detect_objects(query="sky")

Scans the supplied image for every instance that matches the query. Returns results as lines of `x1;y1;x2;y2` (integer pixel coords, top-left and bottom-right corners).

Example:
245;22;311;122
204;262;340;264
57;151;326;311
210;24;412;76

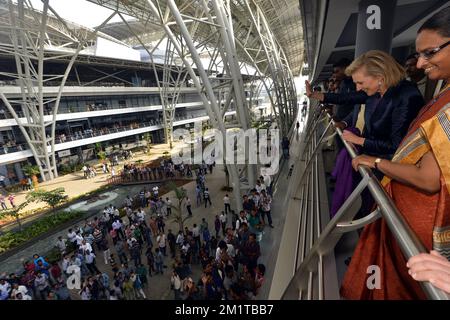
28;0;131;28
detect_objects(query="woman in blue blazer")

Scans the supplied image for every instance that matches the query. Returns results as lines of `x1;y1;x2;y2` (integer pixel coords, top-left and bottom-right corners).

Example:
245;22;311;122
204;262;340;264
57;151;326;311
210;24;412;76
306;50;424;160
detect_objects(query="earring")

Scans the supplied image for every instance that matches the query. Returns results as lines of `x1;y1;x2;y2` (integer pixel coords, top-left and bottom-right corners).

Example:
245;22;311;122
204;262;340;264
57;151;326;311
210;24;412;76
377;81;382;92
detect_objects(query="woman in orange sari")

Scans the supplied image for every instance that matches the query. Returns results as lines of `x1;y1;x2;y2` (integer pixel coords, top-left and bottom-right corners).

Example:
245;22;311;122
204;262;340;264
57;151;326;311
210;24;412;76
340;7;450;299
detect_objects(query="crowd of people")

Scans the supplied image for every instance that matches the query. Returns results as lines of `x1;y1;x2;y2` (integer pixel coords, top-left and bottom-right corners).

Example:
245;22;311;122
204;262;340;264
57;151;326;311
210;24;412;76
306;7;450;298
118;158;194;183
0;161;275;300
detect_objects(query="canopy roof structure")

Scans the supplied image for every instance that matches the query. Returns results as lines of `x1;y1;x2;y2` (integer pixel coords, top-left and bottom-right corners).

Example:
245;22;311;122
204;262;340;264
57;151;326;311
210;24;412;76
90;0;304;76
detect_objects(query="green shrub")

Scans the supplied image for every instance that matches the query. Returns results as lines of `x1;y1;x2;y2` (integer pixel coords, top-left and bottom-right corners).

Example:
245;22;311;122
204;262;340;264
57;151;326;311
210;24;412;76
59;164;72;175
72;164;84;172
0;210;85;254
4;184;21;193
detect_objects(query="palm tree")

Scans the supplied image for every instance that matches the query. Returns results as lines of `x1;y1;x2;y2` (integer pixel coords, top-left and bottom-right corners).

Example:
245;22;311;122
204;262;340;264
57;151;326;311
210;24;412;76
167;182;190;232
22;164;40;189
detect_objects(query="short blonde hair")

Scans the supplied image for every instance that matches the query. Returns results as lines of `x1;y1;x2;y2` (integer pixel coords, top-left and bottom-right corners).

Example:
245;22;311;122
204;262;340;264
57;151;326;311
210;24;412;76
345;50;406;88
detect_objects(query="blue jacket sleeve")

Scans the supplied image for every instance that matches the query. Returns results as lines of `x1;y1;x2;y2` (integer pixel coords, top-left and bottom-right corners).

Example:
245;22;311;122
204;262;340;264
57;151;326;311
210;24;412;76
323;91;368;105
342;105;358;127
362;93;424;156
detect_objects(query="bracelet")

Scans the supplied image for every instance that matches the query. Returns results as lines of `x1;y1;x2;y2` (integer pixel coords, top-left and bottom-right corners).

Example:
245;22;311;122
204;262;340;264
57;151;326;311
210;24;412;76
374;158;382;170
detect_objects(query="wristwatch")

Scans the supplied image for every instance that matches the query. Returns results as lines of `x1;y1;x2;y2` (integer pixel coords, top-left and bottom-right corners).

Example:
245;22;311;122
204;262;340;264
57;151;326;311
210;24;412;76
374;158;382;169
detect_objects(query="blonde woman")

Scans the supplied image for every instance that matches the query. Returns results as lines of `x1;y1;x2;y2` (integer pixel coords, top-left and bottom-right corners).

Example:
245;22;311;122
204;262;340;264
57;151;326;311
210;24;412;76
306;50;424;160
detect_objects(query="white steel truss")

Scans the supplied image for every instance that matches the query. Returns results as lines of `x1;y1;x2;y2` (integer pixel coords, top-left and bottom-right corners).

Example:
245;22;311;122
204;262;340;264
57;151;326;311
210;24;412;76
3;0;300;203
0;0;116;181
87;0;299;207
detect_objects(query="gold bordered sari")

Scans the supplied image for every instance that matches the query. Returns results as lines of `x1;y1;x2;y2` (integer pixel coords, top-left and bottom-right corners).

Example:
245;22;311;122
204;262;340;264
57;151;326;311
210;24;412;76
341;88;450;300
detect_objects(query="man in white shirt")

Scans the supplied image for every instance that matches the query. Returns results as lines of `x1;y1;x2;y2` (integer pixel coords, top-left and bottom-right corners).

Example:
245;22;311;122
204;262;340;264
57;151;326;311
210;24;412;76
136;209;146;224
261;189;273;228
192;223;201;248
157;232;167;256
67;229;77;243
235;210;248;231
166;197;172;216
171;271;182;300
0;279;11;297
261;174;272;195
181;241;190;254
176;231;184;248
80;239;93;255
203;188;212;208
15;292;32;300
153;186;159;197
74;232;84;246
85;250;100;275
113;219;126;240
113;206;120;217
223;194;231;215
55;236;67;254
62;256;70;274
112;219;122;232
215;240;235;263
219;211;227;236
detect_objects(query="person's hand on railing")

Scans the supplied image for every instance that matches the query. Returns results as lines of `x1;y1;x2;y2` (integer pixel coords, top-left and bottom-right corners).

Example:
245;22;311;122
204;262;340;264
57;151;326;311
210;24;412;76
333;121;347;131
324;108;333;117
407;250;450;294
351;154;377;171
305;80;324;101
342;129;365;146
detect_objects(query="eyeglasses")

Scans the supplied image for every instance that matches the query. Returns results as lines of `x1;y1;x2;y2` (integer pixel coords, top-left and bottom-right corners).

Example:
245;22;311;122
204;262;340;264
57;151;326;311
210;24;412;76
414;40;450;60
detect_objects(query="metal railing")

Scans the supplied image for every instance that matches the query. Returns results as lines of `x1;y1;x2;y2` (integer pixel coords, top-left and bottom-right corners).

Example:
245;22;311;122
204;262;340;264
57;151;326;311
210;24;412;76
0;113;210;155
281;103;449;300
107;171;194;185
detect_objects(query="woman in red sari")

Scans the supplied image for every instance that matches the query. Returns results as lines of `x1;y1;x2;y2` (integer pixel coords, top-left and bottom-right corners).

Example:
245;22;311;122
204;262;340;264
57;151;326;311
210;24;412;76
341;7;450;299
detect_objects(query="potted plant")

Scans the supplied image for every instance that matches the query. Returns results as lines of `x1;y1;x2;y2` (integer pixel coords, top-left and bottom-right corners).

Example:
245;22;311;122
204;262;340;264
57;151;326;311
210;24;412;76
22;164;41;189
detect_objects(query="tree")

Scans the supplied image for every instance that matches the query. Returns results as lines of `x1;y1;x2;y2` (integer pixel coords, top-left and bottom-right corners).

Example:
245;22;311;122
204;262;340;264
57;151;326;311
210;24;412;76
22;164;40;189
97;151;107;161
167;182;190;232
0;201;30;231
143;133;152;154
27;187;68;213
94;142;102;153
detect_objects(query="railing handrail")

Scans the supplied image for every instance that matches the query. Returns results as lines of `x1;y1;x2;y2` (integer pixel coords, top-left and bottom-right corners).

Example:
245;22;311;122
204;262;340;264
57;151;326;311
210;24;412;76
281;103;449;300
328;113;448;300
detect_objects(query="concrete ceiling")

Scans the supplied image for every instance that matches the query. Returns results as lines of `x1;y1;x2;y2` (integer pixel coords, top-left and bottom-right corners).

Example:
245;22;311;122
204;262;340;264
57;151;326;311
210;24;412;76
299;0;450;83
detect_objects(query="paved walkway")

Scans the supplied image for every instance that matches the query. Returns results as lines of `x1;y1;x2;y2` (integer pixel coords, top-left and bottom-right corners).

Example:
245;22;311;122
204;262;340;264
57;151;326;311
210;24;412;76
0;140;189;230
259;113;306;299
